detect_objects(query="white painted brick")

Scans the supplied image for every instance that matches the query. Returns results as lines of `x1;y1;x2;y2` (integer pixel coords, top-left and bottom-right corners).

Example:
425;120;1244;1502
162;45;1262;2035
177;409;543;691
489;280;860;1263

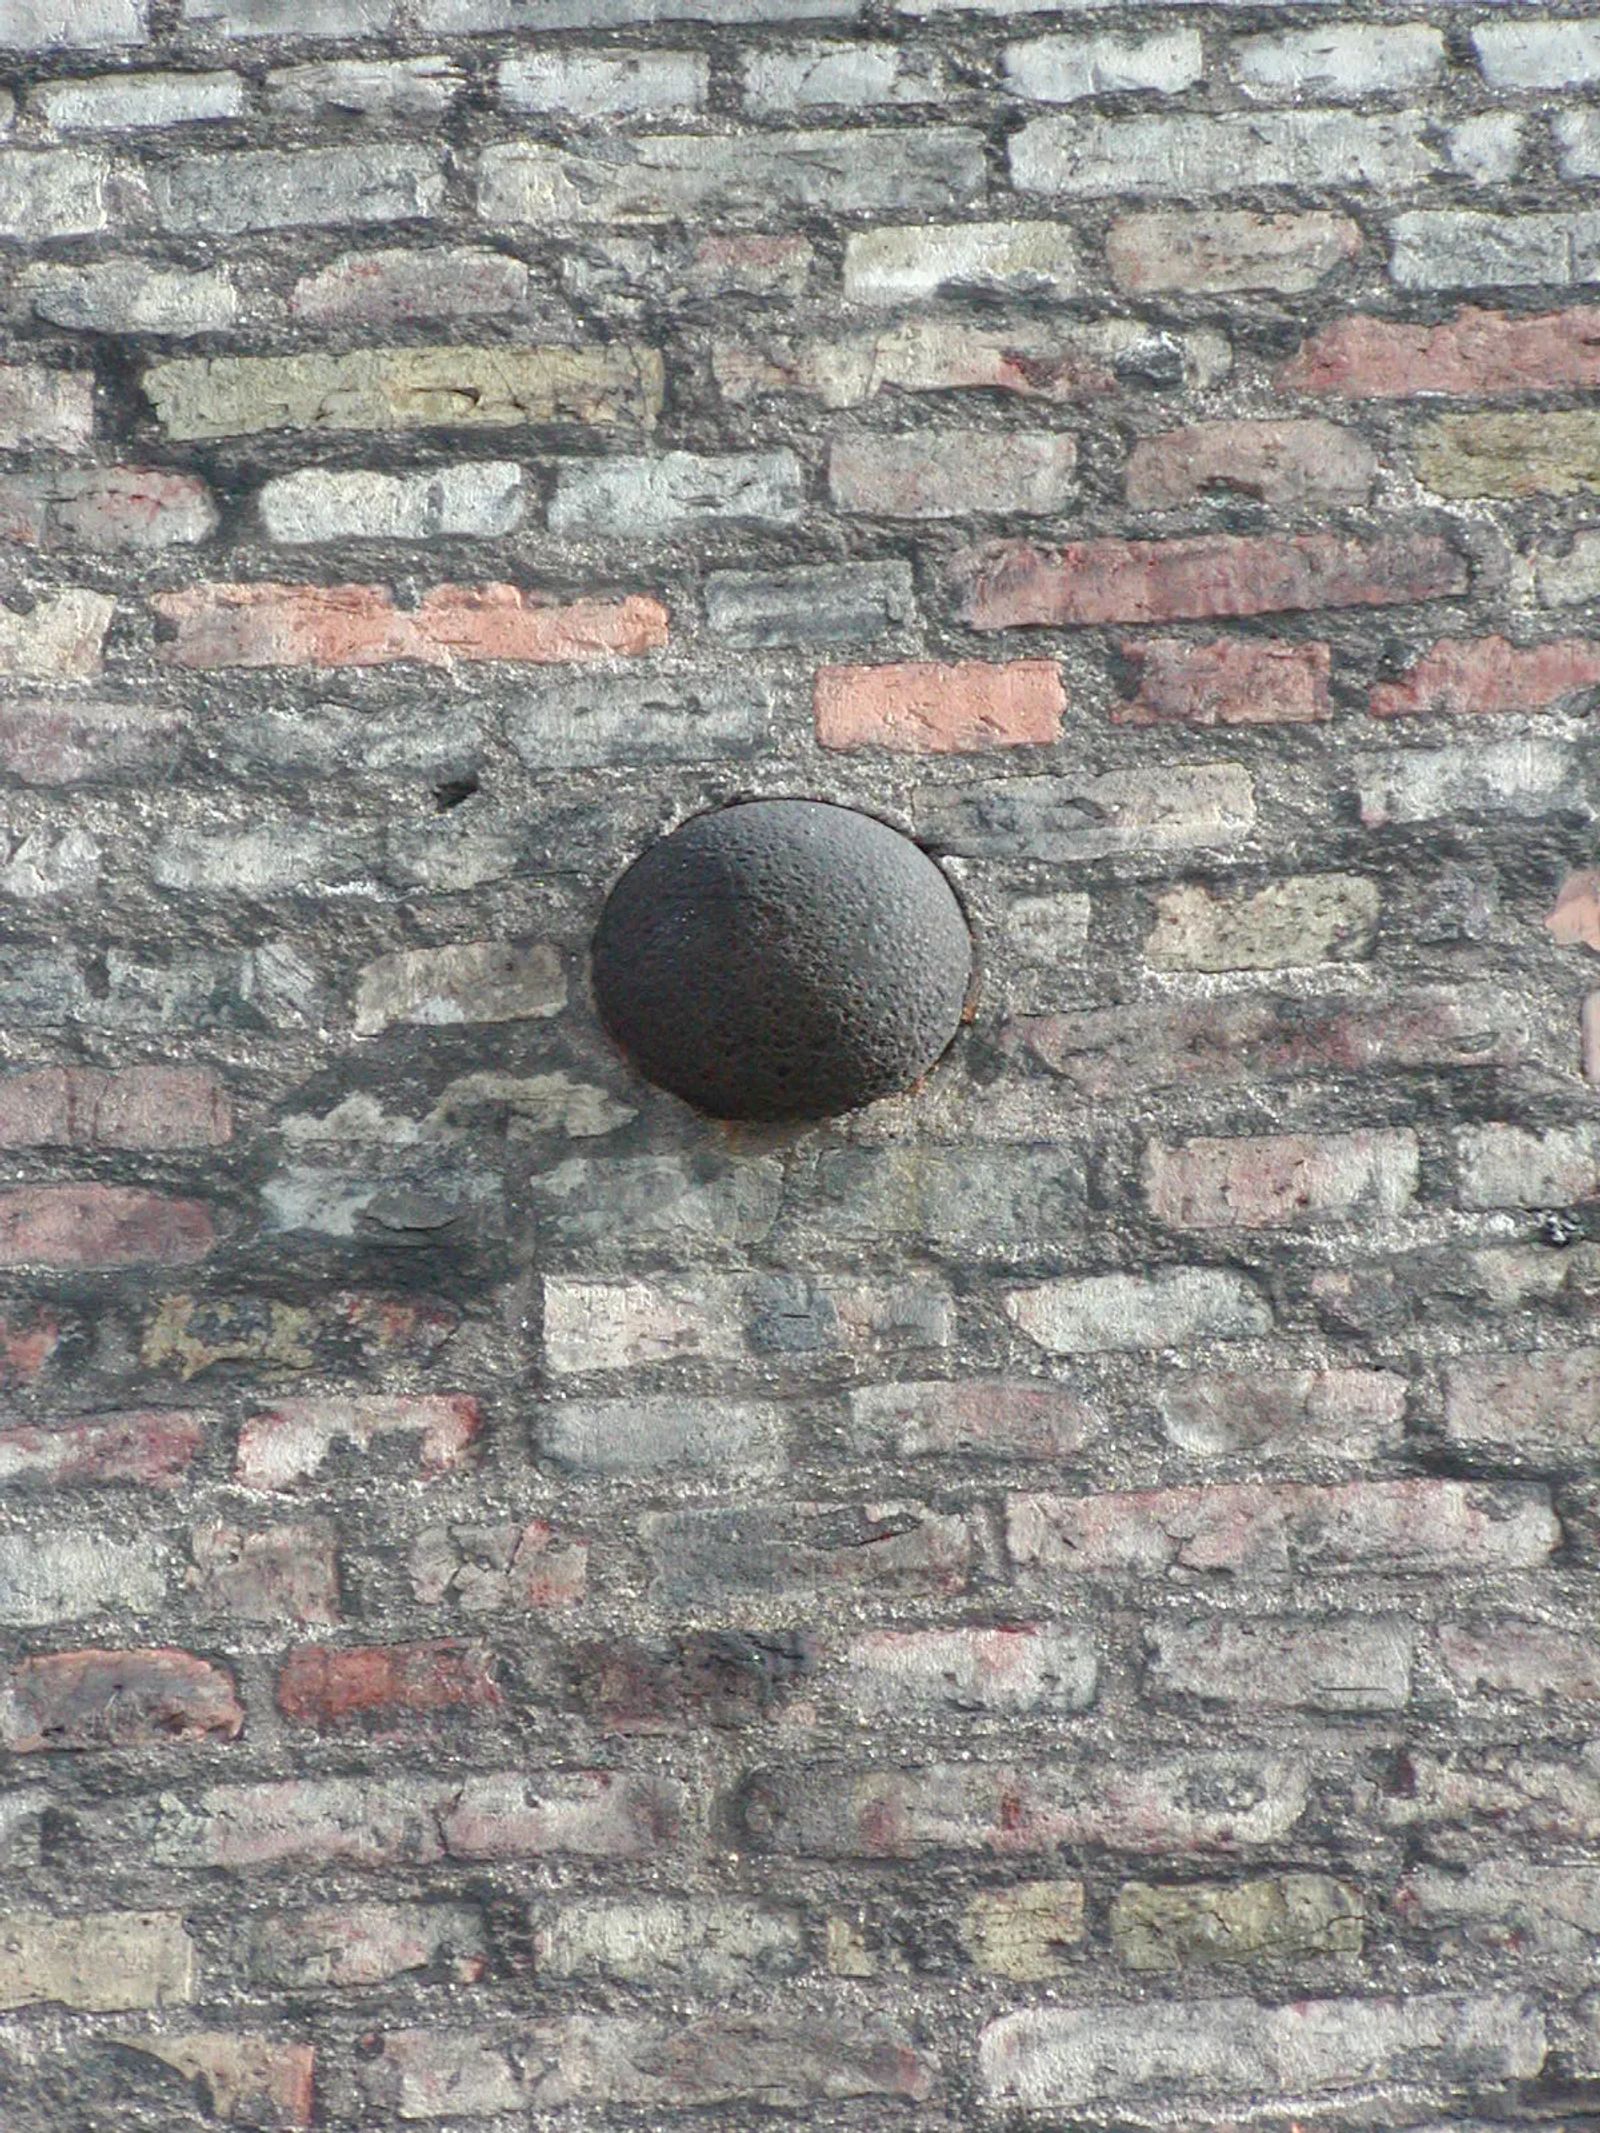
744;42;934;108
265;57;463;119
1475;19;1600;89
0;1532;166;1626
548;450;803;535
1235;24;1446;100
258;464;526;544
844;220;1079;302
2;0;146;46
1004;30;1202;102
180;0;395;31
1388;210;1600;290
0;150;108;239
33;72;244;131
1013;111;1439;196
500;50;708;116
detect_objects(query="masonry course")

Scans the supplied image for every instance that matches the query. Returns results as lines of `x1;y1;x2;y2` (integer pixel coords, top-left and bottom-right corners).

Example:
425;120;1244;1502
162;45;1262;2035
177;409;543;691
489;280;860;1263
0;3;1595;2127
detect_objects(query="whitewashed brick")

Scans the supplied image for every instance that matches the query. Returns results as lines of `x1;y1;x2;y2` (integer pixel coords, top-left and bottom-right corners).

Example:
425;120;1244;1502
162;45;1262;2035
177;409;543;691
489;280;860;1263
149;146;444;235
1235;24;1446;100
1475;20;1600;89
22;260;239;335
844;220;1079;302
34;72;244;130
258;463;526;544
1013;111;1439;197
500;51;707;116
549;450;802;535
265;57;463;119
3;0;146;46
0;150;108;238
1005;30;1202;102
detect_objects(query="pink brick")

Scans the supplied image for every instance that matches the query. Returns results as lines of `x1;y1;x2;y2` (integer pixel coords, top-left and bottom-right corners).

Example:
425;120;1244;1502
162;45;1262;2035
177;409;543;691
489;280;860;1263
1;1647;242;1752
1370;636;1600;717
1445;1348;1600;1452
0;466;214;551
153;581;668;670
0;1186;214;1270
0;1306;64;1392
1144;1128;1419;1228
0;1066;229;1150
235;1394;482;1490
189;1523;341;1626
290;246;529;326
815;658;1064;753
1114;638;1331;725
959;531;1466;629
277;1640;500;1728
0;1408;203;1489
1125;419;1375;510
1107;210;1360;295
1282;305;1600;398
119;2036;314;2131
0;697;184;784
1547;870;1600;949
1438;1621;1600;1702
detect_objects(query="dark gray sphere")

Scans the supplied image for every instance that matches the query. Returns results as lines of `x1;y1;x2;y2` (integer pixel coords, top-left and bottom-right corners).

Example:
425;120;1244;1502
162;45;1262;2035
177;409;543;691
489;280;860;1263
591;799;973;1121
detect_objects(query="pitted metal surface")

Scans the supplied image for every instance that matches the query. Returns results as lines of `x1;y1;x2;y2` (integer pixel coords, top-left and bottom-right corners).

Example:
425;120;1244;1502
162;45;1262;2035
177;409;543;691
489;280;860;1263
591;800;973;1121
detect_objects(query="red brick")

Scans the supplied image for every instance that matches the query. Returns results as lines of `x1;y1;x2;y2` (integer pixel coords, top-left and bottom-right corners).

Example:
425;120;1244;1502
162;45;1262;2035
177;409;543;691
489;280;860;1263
235;1393;482;1490
0;1066;230;1150
0;1186;215;1270
958;531;1466;630
0;1305;64;1392
276;1640;500;1728
815;659;1064;754
1007;1479;1557;1577
1125;419;1375;510
0;467;215;551
571;1631;813;1733
1545;869;1600;949
118;2035;314;2130
0;698;185;784
1;1648;242;1752
1282;305;1600;399
1144;1128;1419;1229
153;581;668;670
1370;636;1600;718
0;1408;204;1490
189;1523;341;1626
1438;1621;1600;1702
1114;638;1330;726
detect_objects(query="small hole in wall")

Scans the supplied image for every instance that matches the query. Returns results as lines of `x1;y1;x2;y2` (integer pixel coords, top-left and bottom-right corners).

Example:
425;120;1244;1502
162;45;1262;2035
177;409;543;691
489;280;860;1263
434;775;479;812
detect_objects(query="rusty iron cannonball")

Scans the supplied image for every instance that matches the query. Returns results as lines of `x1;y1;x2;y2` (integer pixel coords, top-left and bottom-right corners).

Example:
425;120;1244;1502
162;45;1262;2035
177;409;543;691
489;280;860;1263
590;799;974;1122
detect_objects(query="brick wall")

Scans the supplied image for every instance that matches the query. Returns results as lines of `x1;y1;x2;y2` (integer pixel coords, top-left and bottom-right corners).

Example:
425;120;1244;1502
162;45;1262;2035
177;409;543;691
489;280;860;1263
1;0;1599;2126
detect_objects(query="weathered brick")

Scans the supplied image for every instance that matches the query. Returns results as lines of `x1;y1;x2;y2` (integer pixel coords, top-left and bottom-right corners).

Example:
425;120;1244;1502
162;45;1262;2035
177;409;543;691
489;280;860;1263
0;1408;204;1491
1107;208;1360;294
570;1631;811;1733
0;364;93;450
1399;1862;1600;1957
181;0;393;28
1148;874;1379;971
1588;993;1600;1087
0;1184;213;1270
1457;1123;1600;1209
1126;418;1375;510
1008;1479;1557;1578
0;150;108;238
959;531;1466;629
1006;1268;1271;1354
436;1771;683;1862
248;1903;484;1989
352;939;563;1037
154;583;667;671
717;318;1229;408
145;345;662;442
962;1882;1085;1979
738;1750;1307;1857
114;2036;314;2130
3;0;146;44
149;145;442;236
0;466;215;551
1146;1128;1418;1229
23;259;239;336
1534;535;1600;609
1371;636;1600;718
743;40;935;108
0;699;178;786
533;1900;802;1989
980;1995;1543;2114
1156;1368;1406;1459
360;2014;931;2115
843;219;1079;303
0;590;114;680
817;658;1063;754
410;1520;586;1613
847;1378;1100;1459
918;763;1254;862
480;129;984;224
1;1648;242;1752
1475;20;1600;88
236;1393;481;1490
1237;23;1445;99
1357;737;1581;825
188;1522;341;1626
1115;637;1330;726
1388;208;1600;291
1147;1616;1414;1712
831;1625;1096;1715
1380;1749;1600;1848
1284;306;1600;399
1111;1873;1363;1970
508;670;771;768
143;1287;456;1378
829;431;1075;519
430;0;860;23
34;70;243;130
266;55;460;118
0;1532;165;1626
706;562;914;645
644;1501;973;1603
1419;411;1600;498
259;463;524;544
0;1065;228;1149
1438;1621;1600;1703
289;247;527;329
549;449;801;535
501;49;706;115
1014;112;1438;198
277;1640;499;1728
543;1272;952;1373
539;1396;785;1475
0;1912;193;2013
1006;29;1200;102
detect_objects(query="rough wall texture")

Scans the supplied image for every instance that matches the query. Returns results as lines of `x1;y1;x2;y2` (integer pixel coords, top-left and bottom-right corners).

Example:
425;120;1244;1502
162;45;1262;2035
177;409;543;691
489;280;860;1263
1;1;1599;2128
